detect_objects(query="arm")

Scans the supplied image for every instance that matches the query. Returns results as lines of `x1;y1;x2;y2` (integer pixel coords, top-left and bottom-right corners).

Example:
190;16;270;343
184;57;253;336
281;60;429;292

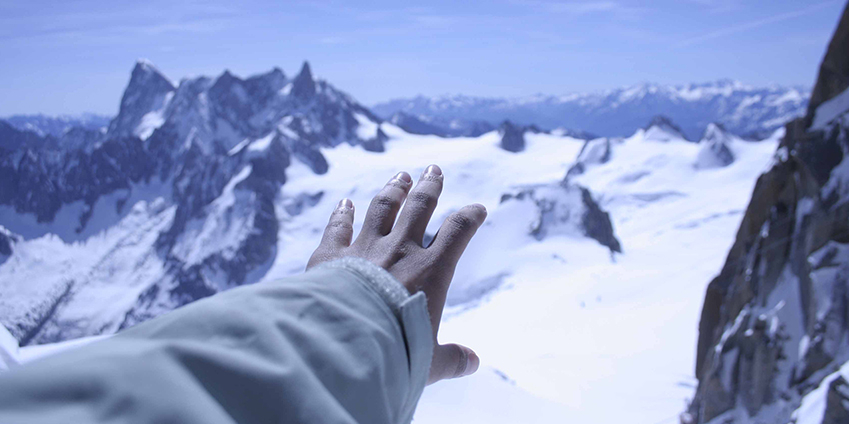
0;259;430;424
0;164;485;423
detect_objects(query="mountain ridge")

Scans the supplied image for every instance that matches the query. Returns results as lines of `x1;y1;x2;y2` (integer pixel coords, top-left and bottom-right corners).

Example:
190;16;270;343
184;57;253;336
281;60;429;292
373;79;810;140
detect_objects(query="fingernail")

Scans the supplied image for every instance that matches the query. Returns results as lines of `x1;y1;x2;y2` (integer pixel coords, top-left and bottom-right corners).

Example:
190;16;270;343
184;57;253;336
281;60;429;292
336;198;353;210
393;171;412;184
423;164;442;177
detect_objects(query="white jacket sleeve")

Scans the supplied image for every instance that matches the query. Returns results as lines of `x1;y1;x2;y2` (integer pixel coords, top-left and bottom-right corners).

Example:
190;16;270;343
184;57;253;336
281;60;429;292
0;257;434;424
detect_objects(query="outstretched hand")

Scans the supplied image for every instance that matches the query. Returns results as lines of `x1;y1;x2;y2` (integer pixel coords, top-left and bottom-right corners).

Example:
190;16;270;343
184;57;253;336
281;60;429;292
307;164;486;385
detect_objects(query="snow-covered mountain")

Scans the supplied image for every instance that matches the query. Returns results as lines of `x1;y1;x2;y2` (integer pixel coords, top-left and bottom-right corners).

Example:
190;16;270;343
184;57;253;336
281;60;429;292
0;14;844;420
373;80;809;140
4;113;110;138
0;59;391;344
0;108;782;423
0;51;790;423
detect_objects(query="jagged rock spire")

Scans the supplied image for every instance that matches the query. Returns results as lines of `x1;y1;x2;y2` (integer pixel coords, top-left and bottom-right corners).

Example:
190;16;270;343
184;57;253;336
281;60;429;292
291;61;316;99
108;60;176;138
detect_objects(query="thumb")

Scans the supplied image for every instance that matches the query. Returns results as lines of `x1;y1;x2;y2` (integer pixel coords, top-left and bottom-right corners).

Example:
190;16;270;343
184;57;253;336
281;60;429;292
427;343;480;385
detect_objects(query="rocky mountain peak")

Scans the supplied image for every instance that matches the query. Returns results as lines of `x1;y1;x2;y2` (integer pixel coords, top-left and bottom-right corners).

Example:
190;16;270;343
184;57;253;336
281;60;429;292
644;115;687;141
129;59;175;93
291;61;316;99
806;7;849;125
108;60;176;138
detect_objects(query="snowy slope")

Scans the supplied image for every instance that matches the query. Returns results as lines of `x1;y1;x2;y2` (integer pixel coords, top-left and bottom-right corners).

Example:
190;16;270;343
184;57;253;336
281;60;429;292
1;120;779;423
0;115;779;422
373;80;809;140
225;120;777;423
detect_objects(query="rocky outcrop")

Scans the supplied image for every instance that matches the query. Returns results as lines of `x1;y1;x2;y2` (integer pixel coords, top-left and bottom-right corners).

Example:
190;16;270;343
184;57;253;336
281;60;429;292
0;227;18;265
695;123;735;169
566;137;613;178
687;5;849;423
500;181;622;253
499;120;526;152
822;376;849;424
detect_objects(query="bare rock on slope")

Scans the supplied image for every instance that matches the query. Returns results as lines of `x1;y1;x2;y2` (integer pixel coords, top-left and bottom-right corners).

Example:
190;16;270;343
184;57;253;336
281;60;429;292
687;5;849;423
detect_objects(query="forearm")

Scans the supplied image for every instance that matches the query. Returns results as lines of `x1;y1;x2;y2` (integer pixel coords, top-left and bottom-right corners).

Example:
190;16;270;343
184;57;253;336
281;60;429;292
0;258;432;424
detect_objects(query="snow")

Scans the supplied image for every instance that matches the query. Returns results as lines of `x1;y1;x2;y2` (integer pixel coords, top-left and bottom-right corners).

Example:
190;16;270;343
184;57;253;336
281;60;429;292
172;165;255;273
353;112;379;140
0;325;19;370
228;138;251;156
135;91;174;140
0;198;176;342
791;361;849;424
256;126;779;423
247;132;275;152
279;83;293;96
0;121;779;423
812;86;849;130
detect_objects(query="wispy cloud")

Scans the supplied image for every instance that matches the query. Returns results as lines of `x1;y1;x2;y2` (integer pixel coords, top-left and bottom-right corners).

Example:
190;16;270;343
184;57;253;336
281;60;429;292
674;0;839;48
685;0;743;14
511;0;645;20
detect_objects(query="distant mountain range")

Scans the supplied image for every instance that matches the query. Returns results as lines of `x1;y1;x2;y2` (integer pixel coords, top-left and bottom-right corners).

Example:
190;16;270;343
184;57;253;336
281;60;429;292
372;80;810;140
4;113;110;138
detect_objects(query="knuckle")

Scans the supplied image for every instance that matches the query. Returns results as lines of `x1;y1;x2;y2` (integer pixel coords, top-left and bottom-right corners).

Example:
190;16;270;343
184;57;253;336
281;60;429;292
408;190;438;209
370;193;399;212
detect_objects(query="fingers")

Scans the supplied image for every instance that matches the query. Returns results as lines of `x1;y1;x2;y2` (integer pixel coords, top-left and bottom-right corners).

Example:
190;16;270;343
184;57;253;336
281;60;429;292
429;203;487;264
395;165;444;244
320;198;355;249
359;172;413;238
428;343;480;385
306;198;356;269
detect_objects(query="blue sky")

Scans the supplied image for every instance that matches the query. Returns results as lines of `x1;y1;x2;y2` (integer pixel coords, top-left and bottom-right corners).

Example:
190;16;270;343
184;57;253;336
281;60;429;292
0;0;845;116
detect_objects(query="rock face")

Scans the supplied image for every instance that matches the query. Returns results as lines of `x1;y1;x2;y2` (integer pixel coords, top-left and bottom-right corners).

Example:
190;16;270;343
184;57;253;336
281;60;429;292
822;376;849;424
500;181;622;253
0;60;388;344
687;5;849;423
0;227;17;265
499;120;527;152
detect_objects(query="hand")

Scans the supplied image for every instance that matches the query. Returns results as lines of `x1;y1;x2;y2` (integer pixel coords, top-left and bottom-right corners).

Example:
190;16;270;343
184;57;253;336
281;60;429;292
307;164;486;384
